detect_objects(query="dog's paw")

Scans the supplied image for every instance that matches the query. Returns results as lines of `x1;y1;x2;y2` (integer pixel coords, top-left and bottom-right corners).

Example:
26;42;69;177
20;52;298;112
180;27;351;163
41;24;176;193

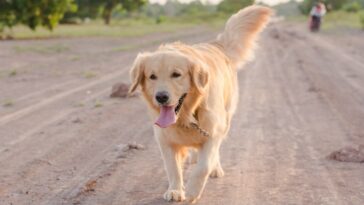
185;192;201;204
163;189;185;202
210;166;224;178
185;185;203;204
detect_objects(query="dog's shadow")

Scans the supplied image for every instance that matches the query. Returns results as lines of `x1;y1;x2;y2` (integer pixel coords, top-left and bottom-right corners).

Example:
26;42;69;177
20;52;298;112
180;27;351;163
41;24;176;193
137;198;168;205
138;198;191;205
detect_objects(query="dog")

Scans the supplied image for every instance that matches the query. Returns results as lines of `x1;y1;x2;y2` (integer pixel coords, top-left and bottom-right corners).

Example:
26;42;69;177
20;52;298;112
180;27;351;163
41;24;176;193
128;5;272;203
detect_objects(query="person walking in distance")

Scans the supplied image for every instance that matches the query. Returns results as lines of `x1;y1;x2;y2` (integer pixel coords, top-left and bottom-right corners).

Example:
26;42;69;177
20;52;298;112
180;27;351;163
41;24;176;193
309;2;326;32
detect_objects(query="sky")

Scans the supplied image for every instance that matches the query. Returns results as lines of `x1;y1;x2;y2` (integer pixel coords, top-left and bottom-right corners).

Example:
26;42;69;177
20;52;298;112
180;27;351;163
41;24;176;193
149;0;303;6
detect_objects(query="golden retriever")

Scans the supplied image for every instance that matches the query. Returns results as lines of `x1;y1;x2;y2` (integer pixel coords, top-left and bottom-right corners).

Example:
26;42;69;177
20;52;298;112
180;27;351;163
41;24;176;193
128;5;272;203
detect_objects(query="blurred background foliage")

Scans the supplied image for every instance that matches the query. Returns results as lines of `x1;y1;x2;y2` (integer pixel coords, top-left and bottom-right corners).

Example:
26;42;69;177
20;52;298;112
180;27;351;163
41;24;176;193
0;0;76;31
1;0;364;39
299;0;364;14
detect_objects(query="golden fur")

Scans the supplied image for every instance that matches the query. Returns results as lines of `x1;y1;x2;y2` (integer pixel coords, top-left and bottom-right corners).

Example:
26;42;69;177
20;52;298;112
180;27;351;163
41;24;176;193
129;5;272;203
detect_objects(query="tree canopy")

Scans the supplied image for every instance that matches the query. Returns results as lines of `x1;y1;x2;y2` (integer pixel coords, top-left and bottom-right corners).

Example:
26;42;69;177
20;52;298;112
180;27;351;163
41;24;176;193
299;0;364;14
217;0;254;14
0;0;76;31
64;0;146;24
0;0;147;33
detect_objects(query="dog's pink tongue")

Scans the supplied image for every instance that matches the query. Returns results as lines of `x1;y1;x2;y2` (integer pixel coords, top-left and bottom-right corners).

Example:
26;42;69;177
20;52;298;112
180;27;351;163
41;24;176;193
155;106;176;128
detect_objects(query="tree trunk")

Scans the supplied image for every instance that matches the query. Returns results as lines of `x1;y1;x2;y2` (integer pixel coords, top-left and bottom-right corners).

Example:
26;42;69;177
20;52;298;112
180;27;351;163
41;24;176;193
103;10;111;25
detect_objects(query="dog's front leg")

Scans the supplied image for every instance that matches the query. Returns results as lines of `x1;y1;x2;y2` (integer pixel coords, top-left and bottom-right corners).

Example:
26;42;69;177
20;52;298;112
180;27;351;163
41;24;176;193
186;138;222;203
156;135;185;202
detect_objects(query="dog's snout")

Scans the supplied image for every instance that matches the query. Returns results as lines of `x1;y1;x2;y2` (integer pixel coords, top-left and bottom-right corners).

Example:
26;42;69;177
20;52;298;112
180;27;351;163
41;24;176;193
156;91;169;104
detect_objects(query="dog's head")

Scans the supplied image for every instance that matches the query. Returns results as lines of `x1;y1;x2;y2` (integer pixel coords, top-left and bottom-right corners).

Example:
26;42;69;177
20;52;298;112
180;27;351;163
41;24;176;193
128;50;208;128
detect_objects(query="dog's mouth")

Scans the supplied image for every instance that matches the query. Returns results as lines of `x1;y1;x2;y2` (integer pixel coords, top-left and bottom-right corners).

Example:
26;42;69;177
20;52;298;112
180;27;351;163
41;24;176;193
155;93;187;128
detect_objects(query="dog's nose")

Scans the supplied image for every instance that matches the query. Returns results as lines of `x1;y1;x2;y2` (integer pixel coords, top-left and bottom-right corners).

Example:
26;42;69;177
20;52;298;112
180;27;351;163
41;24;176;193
156;91;169;104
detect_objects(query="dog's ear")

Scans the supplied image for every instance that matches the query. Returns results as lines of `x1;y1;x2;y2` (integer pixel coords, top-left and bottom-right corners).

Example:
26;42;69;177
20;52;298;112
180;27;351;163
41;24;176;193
129;53;148;94
189;58;209;94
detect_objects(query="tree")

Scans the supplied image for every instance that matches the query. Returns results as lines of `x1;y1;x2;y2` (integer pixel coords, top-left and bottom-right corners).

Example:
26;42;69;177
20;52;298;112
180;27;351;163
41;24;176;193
342;1;362;13
65;0;146;25
298;0;315;14
299;0;352;14
217;0;254;14
62;0;102;22
324;0;350;10
0;1;16;32
101;0;146;24
360;10;364;29
0;0;76;32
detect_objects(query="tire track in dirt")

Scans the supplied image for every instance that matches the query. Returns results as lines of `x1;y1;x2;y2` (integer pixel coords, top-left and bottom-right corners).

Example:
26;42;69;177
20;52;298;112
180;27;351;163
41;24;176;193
268;26;363;203
285;34;364;203
0;96;149;205
267;33;345;204
295;31;364;140
0;79;79;113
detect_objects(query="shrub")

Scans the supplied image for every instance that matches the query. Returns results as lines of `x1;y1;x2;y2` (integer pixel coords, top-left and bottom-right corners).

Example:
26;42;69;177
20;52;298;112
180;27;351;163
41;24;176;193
359;10;364;29
0;0;77;31
342;1;362;12
217;0;254;14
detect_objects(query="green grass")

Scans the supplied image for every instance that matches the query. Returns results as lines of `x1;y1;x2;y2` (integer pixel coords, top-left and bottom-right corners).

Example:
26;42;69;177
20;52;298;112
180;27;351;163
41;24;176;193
1;15;227;40
112;44;140;52
83;71;97;79
3;99;14;107
286;11;363;31
8;69;17;77
286;15;307;23
14;44;69;54
74;102;85;107
111;39;165;52
94;101;103;108
5;19;197;39
359;10;364;29
322;11;362;30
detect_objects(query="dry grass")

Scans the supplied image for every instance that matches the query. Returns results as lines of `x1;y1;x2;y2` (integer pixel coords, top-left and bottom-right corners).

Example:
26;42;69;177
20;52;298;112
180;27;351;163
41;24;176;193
4;19;196;39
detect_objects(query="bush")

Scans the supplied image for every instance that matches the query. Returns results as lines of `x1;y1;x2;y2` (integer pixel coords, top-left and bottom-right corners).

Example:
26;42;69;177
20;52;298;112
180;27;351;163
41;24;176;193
155;15;166;24
0;0;77;32
217;0;254;14
299;0;352;14
360;10;364;29
342;1;362;12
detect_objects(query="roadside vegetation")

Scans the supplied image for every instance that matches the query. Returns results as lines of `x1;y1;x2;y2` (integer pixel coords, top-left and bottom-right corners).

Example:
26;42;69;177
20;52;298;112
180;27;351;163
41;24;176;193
0;0;253;40
7;20;196;39
323;10;363;30
298;0;364;30
1;0;364;40
3;99;14;107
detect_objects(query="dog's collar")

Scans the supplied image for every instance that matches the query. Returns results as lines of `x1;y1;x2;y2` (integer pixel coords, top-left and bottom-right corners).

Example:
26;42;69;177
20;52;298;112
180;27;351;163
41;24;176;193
190;122;210;138
174;93;187;114
174;93;210;138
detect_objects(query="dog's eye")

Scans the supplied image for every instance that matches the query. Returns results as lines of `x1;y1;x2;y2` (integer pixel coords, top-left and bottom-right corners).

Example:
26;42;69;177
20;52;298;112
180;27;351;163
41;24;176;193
171;72;181;78
150;74;157;80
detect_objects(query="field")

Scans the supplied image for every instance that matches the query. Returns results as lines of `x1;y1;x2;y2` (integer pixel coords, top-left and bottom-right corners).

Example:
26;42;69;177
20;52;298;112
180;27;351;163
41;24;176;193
0;19;364;205
2;20;196;39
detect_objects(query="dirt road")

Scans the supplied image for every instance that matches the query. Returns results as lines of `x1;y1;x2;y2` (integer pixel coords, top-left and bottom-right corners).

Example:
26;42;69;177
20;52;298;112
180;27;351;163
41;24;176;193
0;23;363;205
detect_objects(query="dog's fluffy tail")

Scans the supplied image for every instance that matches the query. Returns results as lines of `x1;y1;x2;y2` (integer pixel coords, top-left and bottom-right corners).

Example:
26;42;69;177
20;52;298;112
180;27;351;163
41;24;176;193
215;5;272;68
